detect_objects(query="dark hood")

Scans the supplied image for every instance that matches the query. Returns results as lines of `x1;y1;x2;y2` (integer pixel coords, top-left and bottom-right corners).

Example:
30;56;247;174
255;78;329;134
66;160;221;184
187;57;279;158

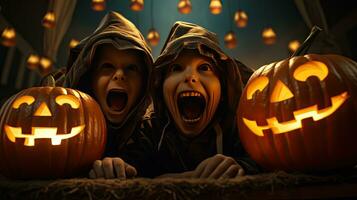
154;21;244;140
63;12;153;152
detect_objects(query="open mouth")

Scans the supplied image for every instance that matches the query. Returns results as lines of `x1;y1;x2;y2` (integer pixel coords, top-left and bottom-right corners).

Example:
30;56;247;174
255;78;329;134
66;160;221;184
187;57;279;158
106;90;128;112
177;91;206;123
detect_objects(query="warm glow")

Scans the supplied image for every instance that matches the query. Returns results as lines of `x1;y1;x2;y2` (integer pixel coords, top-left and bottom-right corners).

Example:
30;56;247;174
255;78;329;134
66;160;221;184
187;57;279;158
130;0;144;11
262;27;277;45
91;0;106;11
147;29;160;46
270;80;294;103
293;61;329;82
246;76;269;100
12;96;35;109
209;0;222;15
34;102;52;116
178;0;192;14
1;27;16;47
4;125;85;146
224;31;237;49
234;10;248;28
69;39;79;49
243;92;349;136
40;57;52;69
55;95;80;109
27;54;40;70
42;11;56;29
288;40;300;53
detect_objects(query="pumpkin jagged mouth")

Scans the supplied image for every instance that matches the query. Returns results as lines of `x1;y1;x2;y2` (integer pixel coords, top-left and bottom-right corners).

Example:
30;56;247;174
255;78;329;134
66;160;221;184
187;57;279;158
4;125;85;146
243;92;348;136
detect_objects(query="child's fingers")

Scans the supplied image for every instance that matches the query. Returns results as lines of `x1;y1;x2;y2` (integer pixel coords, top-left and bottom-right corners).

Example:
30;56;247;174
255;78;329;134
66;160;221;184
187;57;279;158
209;158;236;179
93;160;105;178
113;158;126;178
125;163;137;178
219;165;240;179
200;155;225;178
237;168;245;177
102;157;115;179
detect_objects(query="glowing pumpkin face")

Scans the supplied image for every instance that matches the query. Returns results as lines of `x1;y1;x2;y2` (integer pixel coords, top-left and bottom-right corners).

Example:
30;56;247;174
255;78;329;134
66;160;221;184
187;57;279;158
0;78;106;179
238;54;357;172
5;94;84;146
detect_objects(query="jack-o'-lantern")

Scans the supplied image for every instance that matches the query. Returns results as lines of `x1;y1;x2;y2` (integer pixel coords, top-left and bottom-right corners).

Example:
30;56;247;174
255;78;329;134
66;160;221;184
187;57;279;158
237;28;357;172
1;27;16;47
38;57;52;76
147;28;160;46
0;76;106;179
130;0;144;11
224;31;237;49
209;0;222;15
234;10;248;28
262;27;276;45
177;0;192;14
42;11;56;29
91;0;106;11
27;54;40;70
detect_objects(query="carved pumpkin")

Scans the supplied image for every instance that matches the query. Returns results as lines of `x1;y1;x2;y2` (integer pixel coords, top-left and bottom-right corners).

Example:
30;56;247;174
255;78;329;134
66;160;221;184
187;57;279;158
0;76;106;179
238;54;357;172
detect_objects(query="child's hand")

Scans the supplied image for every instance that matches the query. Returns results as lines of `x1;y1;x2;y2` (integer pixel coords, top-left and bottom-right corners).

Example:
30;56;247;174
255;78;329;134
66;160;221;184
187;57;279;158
89;157;137;179
193;154;244;179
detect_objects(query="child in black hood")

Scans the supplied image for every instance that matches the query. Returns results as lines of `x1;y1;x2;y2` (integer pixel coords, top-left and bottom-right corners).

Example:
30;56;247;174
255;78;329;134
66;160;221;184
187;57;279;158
63;12;153;179
123;21;259;178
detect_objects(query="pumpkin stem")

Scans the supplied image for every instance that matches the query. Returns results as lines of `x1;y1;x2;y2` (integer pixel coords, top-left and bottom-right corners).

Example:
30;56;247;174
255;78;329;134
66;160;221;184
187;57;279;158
291;26;322;57
40;74;56;87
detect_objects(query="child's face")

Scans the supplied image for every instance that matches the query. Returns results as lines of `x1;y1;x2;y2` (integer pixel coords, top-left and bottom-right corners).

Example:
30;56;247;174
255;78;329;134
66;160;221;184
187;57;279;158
92;44;144;124
163;49;221;137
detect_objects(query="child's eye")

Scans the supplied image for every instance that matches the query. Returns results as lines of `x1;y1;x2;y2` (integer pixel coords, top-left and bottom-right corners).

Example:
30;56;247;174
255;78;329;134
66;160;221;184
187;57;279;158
126;64;139;72
198;63;212;72
170;64;182;72
101;63;115;70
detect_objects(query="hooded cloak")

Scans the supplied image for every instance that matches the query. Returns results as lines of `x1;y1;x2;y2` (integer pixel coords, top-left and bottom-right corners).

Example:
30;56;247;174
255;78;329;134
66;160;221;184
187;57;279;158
63;12;153;157
128;22;259;177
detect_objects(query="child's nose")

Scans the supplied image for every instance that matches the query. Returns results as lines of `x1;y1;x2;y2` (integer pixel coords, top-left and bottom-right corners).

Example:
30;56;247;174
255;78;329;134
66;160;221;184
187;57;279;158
113;69;125;81
184;74;198;84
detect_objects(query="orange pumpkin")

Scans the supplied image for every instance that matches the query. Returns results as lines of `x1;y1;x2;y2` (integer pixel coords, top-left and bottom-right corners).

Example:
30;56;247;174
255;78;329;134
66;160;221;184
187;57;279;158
0;76;106;179
238;54;357;172
237;26;357;172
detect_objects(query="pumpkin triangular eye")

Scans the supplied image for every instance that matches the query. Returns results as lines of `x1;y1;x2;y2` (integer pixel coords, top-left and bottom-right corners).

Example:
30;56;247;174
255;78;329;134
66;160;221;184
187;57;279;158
34;102;52;116
270;80;294;103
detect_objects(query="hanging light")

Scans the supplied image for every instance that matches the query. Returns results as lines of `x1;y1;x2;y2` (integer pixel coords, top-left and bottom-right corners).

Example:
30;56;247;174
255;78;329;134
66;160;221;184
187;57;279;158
262;27;277;45
130;0;144;11
288;40;301;53
178;0;192;14
209;0;222;15
91;0;106;11
224;31;237;49
39;57;52;76
69;39;79;49
234;10;248;28
27;54;40;70
1;27;16;47
42;11;56;29
147;28;160;46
